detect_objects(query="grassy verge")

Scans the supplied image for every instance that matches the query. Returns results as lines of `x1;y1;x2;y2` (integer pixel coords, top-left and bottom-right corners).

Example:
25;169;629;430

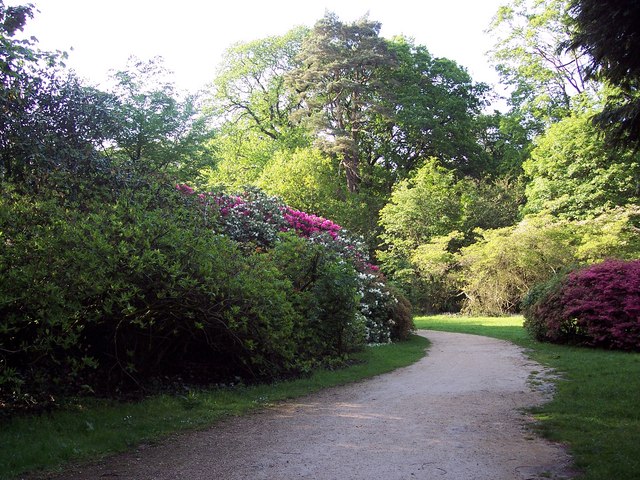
415;315;640;480
0;335;428;480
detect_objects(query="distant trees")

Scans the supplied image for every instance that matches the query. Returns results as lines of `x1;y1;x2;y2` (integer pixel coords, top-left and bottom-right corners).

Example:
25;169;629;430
377;159;525;311
213;26;308;143
374;0;640;314
107;57;214;181
287;14;491;193
207;13;516;249
287;14;395;193
523;104;640;218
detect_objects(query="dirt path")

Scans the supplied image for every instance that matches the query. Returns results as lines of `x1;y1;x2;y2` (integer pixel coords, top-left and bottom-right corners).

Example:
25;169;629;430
44;330;574;480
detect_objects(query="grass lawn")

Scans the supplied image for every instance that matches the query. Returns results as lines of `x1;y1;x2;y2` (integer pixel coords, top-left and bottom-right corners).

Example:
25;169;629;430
0;335;428;480
415;315;640;480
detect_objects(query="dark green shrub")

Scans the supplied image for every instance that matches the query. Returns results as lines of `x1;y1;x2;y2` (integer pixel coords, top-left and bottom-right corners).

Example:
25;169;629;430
0;187;376;411
522;271;569;341
388;286;415;341
0;187;304;407
268;233;364;357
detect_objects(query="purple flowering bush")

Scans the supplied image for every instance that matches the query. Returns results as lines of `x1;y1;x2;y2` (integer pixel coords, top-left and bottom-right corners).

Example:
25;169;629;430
523;259;640;350
177;184;412;344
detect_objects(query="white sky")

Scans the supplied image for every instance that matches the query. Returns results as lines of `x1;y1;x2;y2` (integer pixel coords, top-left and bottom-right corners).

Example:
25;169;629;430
8;0;507;94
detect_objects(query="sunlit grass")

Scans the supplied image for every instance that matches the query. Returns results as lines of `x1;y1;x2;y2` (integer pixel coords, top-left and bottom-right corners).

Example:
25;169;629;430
0;335;428;480
416;314;640;480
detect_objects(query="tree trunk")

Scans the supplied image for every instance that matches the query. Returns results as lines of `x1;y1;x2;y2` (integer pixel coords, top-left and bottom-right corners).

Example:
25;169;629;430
343;153;360;193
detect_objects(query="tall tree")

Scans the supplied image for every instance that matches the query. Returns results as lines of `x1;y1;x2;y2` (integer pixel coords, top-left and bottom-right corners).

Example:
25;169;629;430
378;37;489;179
109;57;214;180
1;2;117;190
488;0;594;130
206;28;310;189
287;13;397;193
212;27;308;143
523;102;640;218
567;0;640;147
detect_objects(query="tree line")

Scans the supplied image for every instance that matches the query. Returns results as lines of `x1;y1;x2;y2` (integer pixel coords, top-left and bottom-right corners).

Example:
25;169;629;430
1;0;639;408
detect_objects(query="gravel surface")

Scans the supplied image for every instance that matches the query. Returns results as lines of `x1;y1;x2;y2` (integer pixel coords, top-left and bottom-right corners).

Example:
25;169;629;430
41;330;575;480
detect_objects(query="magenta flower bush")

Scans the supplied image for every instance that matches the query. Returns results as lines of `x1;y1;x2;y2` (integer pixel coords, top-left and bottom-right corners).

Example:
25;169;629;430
523;259;640;350
283;207;341;239
177;184;411;343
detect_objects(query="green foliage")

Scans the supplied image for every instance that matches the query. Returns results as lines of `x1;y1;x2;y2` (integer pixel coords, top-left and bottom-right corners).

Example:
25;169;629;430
205;126;280;189
211;26;308;142
287;13;396;193
267;233;364;357
0;45;114;189
379;159;462;249
458;209;640;315
407;232;466;313
379;37;489;178
460;215;577;315
0;184;374;409
378;159;524;312
257;147;346;217
575;206;640;261
474;111;533;176
387;287;414;341
204;27;310;190
523;104;640;218
488;0;594;127
108;56;215;182
567;0;640;147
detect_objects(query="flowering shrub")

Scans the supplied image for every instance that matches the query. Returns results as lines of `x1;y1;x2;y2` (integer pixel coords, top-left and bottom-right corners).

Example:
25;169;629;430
358;271;395;343
1;182;413;410
523;259;640;350
176;184;409;344
283;207;341;239
0;187;311;407
208;187;290;247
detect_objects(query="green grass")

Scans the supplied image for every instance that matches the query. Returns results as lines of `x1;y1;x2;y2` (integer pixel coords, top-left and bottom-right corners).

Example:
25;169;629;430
0;335;428;480
416;315;640;480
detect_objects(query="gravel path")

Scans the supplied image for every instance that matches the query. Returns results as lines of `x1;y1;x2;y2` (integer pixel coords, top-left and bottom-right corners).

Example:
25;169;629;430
44;330;575;480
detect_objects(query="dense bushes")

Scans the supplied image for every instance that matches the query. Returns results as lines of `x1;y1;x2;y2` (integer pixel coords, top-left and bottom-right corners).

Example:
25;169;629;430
377;159;525;313
0;187;295;400
0;182;411;410
459;215;578;315
459;208;640;315
380;203;639;316
523;259;640;350
180;185;411;346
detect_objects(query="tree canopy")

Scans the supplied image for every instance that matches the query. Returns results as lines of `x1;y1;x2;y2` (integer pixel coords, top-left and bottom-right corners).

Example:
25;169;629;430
286;13;397;193
567;0;640;146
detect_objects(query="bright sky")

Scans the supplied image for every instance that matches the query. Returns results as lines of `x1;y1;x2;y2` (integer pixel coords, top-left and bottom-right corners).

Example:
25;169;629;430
9;0;507;94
